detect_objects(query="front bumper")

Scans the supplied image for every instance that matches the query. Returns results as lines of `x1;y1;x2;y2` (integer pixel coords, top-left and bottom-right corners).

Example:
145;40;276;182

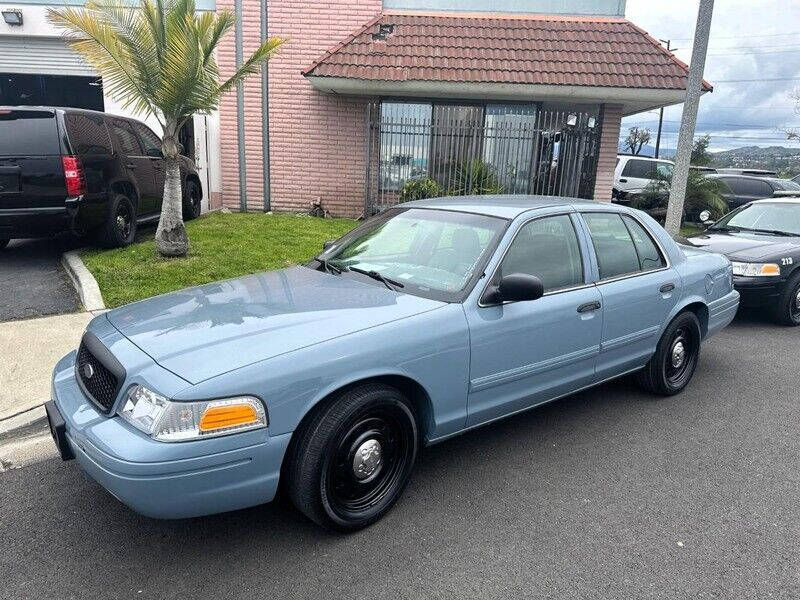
51;352;292;519
732;276;784;308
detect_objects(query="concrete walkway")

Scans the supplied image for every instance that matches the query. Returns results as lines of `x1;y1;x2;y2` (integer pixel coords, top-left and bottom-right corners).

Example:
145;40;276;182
0;312;93;421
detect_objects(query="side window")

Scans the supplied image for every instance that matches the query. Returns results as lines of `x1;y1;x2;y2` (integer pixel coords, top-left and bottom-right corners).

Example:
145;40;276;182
582;212;641;280
621;159;658;179
64;113;112;155
111;120;142;156
621;215;666;271
500;214;584;293
717;177;734;193
133;122;163;158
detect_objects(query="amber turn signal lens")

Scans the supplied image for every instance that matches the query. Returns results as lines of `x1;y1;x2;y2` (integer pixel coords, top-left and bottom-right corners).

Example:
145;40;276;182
760;264;780;276
199;404;259;432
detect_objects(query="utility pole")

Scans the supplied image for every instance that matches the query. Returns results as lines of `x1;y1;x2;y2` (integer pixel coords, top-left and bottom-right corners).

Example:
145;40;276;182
655;39;674;159
665;0;714;236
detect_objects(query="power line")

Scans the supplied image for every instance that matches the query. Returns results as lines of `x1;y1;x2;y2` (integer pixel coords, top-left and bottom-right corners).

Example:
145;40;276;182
708;48;800;56
670;31;800;41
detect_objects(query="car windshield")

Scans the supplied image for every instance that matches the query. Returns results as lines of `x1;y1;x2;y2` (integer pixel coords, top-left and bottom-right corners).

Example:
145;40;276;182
320;207;508;301
712;202;800;236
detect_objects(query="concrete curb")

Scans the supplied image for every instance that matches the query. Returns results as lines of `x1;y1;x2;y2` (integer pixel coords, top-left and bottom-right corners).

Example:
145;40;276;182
0;405;47;439
62;251;105;312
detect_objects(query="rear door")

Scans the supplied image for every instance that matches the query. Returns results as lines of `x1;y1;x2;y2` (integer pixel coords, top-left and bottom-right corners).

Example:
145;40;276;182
580;211;680;379
109;118;157;215
0;108;66;209
131;121;166;213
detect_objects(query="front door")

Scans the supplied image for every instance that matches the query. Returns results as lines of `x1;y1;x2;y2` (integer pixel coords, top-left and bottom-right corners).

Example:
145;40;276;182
580;211;680;379
464;213;603;427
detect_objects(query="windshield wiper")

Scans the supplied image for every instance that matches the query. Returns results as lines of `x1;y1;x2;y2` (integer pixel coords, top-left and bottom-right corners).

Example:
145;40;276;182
317;258;342;274
747;229;800;237
346;266;405;290
710;225;742;232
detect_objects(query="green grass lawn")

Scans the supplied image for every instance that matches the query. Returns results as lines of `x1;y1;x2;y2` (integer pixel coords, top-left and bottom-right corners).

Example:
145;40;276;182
679;224;704;238
80;212;357;308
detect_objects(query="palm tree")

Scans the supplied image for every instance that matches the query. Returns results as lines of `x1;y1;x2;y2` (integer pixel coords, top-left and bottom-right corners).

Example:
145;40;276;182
48;0;283;256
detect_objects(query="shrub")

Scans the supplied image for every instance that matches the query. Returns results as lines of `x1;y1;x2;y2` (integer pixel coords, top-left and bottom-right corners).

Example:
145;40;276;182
399;178;443;203
451;160;504;196
633;170;728;221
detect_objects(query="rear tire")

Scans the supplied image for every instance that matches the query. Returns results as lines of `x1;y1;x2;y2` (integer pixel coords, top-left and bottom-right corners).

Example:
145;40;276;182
98;193;137;248
773;271;800;327
285;384;419;532
636;311;701;396
182;179;202;221
0;238;9;250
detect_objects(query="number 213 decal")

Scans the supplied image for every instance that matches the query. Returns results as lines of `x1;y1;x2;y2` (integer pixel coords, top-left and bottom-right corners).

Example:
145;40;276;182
782;257;794;266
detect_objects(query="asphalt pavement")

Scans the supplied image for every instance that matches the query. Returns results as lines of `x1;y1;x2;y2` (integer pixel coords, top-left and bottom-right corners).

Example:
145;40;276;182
1;310;798;600
0;238;82;321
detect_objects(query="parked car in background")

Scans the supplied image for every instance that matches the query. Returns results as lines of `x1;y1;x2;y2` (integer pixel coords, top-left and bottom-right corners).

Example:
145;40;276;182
704;174;800;211
613;155;674;202
717;168;777;176
0;107;203;249
46;196;739;531
687;198;800;326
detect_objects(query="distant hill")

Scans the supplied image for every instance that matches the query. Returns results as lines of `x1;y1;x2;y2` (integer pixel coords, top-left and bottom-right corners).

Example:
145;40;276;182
616;143;800;176
707;146;800;176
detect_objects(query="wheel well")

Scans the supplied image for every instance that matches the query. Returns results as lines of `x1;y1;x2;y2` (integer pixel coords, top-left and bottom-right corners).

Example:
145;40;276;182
682;302;709;338
185;174;203;198
111;181;138;210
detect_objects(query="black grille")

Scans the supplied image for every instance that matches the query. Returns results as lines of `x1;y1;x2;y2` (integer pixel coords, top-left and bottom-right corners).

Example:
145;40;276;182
76;342;120;413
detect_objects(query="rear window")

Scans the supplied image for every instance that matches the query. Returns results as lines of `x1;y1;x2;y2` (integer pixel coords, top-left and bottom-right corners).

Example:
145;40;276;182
0;109;60;155
65;113;112;155
621;159;671;180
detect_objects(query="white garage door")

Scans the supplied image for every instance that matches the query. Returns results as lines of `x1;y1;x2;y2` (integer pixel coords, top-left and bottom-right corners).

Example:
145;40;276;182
0;36;95;77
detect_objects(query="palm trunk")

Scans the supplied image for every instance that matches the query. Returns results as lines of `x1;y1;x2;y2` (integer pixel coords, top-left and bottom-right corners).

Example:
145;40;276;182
155;127;189;257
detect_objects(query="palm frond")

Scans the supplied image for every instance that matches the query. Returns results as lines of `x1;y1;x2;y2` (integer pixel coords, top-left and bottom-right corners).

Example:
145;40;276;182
217;37;284;100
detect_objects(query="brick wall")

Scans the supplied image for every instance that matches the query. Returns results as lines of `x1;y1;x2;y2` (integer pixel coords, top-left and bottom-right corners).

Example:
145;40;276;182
593;103;623;203
217;0;381;217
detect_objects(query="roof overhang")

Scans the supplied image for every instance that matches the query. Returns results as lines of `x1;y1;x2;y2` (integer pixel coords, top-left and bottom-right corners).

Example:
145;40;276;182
305;76;702;116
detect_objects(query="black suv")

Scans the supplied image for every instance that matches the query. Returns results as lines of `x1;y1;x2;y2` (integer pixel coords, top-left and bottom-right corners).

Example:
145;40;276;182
0;107;202;249
705;173;800;211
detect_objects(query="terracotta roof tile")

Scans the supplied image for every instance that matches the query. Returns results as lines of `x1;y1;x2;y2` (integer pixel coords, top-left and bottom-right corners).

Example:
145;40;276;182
303;12;712;92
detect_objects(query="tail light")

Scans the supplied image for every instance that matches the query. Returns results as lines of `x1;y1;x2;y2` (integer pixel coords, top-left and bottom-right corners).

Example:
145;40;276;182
62;156;87;197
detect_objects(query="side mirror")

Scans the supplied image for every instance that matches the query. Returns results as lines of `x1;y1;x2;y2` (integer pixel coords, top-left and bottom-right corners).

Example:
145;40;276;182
322;239;335;251
483;273;544;305
698;210;715;227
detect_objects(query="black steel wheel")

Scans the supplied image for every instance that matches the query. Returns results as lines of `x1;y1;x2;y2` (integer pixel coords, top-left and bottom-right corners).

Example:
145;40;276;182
285;384;419;531
183;179;202;221
98;193;137;248
774;271;800;327
636;311;701;396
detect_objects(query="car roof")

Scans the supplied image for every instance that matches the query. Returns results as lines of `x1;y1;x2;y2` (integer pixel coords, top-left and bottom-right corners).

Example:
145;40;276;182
753;197;800;204
0;105;110;118
616;154;673;162
403;195;603;219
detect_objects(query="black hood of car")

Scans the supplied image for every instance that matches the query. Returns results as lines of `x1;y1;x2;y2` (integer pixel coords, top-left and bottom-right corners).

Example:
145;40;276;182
686;231;800;261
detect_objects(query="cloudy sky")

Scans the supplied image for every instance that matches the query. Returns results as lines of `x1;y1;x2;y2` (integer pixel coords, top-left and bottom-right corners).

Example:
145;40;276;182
623;0;800;152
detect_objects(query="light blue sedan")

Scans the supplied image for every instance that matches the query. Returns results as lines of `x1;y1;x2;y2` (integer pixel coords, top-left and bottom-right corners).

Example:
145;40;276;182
47;196;739;531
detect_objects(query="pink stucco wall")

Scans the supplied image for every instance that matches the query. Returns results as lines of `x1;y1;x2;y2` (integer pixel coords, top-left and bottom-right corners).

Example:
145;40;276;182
217;0;381;217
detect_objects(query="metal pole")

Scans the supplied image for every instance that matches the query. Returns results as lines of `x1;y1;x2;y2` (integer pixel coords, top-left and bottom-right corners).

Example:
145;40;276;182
235;0;247;211
260;0;271;212
665;0;714;236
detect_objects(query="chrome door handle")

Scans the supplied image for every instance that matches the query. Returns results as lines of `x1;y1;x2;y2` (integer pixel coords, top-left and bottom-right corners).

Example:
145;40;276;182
660;283;675;293
577;301;601;313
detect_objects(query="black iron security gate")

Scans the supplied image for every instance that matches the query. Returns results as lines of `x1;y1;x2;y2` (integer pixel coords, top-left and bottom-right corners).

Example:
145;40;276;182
364;102;601;215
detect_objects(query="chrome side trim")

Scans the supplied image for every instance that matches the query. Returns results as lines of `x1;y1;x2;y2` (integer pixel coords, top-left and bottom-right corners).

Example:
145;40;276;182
470;344;601;392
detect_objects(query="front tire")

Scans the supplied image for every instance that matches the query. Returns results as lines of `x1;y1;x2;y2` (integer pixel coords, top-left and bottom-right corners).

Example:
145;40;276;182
98;193;137;248
636;311;701;396
773;271;800;327
285;384;419;532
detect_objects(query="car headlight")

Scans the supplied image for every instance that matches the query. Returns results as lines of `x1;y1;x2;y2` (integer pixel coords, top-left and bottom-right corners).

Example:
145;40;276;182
119;385;267;442
731;262;781;277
